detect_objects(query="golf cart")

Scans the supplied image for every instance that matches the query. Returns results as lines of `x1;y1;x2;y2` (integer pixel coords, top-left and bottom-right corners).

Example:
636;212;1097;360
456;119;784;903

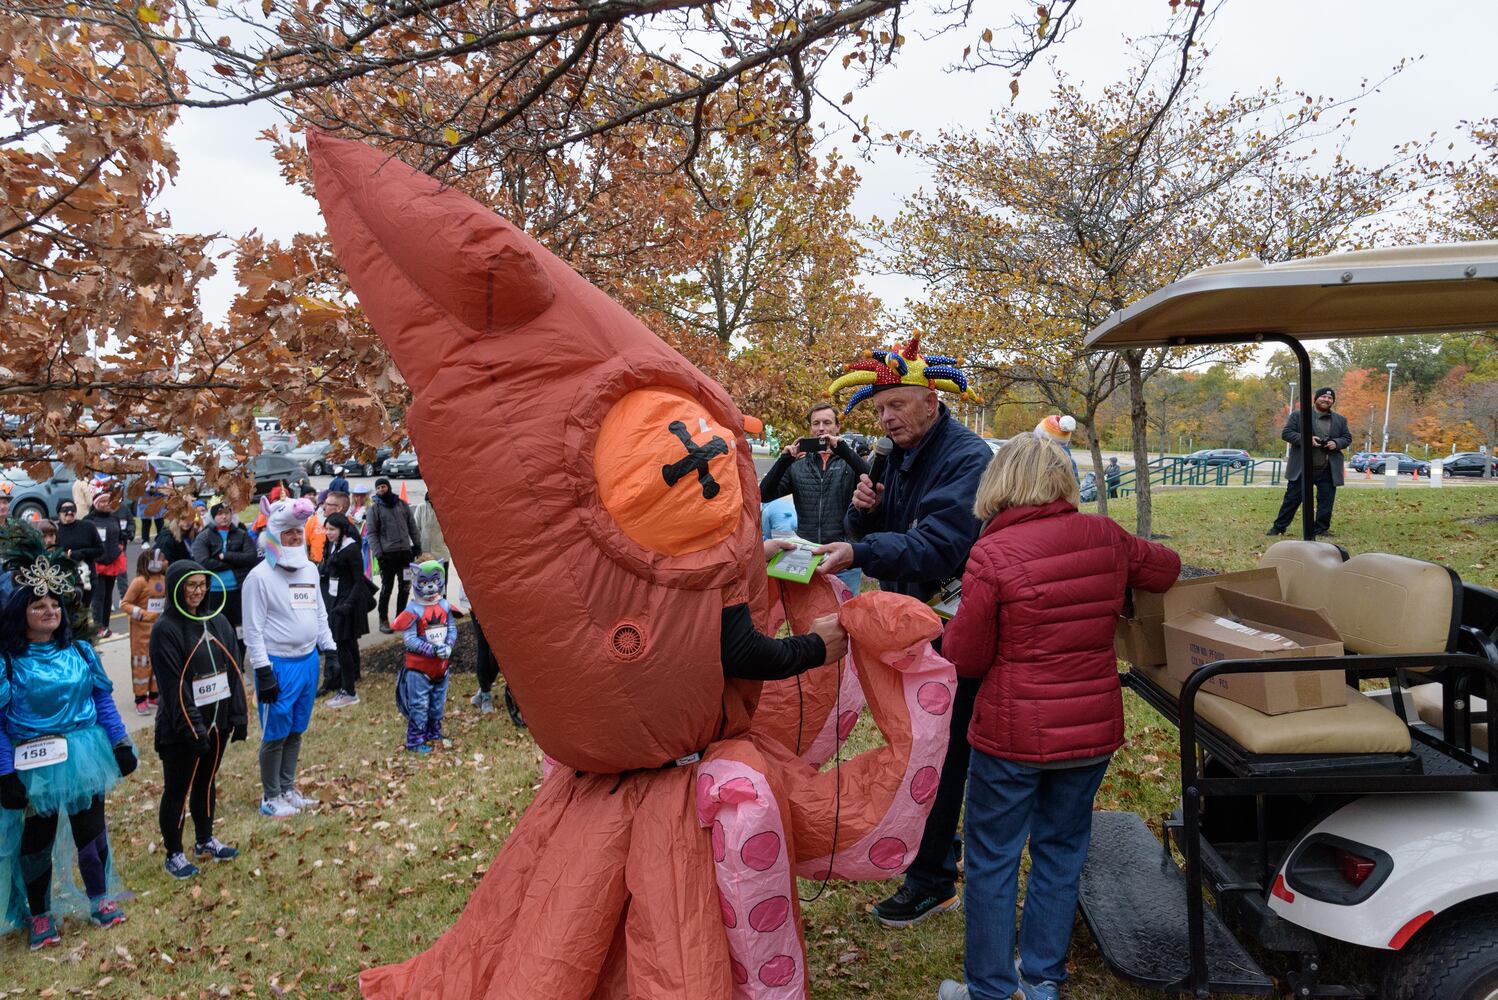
1078;243;1498;999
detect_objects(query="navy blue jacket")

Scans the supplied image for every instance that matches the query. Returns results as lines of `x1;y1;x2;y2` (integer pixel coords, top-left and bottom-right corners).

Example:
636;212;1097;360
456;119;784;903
844;406;993;601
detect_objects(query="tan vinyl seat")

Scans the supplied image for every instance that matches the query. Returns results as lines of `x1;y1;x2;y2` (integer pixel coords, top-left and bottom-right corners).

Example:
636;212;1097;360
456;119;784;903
1409;682;1489;753
1260;541;1457;657
1136;662;1412;755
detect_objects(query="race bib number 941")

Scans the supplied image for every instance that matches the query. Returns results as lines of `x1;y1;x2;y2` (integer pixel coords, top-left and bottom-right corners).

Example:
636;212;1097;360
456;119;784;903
14;736;68;771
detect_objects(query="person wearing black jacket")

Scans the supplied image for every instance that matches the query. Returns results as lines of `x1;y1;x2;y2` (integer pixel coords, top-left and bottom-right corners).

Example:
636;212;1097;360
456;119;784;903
154;507;200;566
151;560;248;880
190;504;258;630
759;403;869;543
54;500;101;612
82;492;125;638
319;513;372;707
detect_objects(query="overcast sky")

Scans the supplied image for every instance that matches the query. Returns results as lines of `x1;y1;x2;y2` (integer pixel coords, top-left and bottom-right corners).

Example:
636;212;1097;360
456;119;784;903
159;1;1498;331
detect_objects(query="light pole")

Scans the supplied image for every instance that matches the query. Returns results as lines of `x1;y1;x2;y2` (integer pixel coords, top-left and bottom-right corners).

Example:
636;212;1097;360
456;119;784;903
1380;362;1398;452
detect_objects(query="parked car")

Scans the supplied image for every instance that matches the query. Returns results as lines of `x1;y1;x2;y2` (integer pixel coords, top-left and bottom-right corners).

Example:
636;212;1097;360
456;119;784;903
1366;451;1430;476
248;454;312;498
384;452;421;478
1442;451;1498;478
328;445;392;478
982;437;1010;455
840;432;873;459
287;439;336;475
107;431;184;457
1;462;77;522
1182;448;1252;468
1348;451;1377;472
139;455;206;491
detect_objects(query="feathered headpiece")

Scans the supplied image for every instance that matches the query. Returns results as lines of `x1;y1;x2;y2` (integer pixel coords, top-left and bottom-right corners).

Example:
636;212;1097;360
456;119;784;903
0;520;81;600
826;336;980;415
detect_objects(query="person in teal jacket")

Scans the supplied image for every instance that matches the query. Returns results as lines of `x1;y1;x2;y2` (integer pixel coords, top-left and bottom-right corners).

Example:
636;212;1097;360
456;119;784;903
0;524;137;951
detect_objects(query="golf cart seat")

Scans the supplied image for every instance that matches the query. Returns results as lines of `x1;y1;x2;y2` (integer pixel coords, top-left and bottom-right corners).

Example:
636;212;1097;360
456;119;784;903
1134;662;1410;754
1409;681;1489;752
1261;541;1460;657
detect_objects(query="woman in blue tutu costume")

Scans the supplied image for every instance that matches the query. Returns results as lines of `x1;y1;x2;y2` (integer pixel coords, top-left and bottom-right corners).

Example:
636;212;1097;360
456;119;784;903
0;522;137;951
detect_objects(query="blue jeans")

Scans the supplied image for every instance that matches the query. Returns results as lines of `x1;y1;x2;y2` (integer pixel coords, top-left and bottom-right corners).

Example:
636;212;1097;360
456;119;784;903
397;670;449;746
963;751;1111;999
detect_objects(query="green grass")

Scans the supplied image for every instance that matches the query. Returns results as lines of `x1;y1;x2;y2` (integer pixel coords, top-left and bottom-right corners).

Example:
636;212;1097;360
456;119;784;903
5;488;1495;997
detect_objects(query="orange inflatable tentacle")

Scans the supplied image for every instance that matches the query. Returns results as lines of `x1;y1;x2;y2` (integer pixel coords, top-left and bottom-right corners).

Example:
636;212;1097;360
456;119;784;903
761;591;956;880
697;741;809;1000
360;773;632;999
619;770;736;999
755;576;866;765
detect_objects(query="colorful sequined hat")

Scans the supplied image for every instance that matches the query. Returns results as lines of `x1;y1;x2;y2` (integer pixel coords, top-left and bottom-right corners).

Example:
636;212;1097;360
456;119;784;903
826;336;980;415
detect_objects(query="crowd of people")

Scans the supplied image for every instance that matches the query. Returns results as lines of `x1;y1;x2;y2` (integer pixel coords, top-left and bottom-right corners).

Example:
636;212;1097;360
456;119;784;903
0;472;526;953
4;348;1184;999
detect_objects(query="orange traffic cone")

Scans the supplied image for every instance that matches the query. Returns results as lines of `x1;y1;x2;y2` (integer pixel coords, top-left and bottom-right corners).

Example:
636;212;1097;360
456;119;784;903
399;480;409;502
1364;466;1372;480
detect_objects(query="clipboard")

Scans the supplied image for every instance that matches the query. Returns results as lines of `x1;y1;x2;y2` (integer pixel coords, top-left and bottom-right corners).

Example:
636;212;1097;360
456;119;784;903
766;544;823;585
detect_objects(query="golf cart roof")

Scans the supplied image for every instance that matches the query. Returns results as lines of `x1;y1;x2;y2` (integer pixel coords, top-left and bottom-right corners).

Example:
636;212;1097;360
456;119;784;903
1085;242;1498;350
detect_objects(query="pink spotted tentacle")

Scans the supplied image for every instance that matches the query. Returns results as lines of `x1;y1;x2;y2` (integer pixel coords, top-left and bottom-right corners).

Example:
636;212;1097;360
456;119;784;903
695;760;806;1000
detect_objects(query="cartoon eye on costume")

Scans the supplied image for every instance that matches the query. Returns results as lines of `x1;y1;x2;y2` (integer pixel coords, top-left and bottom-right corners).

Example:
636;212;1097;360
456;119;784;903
594;387;741;556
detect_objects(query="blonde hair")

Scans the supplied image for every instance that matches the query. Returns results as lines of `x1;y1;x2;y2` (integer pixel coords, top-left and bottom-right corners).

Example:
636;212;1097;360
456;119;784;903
973;435;1080;519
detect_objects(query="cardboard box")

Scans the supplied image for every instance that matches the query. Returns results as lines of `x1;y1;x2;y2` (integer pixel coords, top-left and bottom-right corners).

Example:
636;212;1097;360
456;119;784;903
1115;567;1282;668
1162;585;1347;715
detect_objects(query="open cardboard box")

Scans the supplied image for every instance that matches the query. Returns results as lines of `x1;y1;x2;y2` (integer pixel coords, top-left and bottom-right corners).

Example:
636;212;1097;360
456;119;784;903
1115;567;1282;668
1162;584;1347;715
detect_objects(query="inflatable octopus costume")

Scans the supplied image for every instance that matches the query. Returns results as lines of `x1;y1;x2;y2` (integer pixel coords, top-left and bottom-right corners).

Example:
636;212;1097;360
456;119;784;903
306;134;957;1000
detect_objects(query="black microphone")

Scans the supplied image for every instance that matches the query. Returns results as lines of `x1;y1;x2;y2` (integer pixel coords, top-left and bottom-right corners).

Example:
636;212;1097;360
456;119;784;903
868;437;894;492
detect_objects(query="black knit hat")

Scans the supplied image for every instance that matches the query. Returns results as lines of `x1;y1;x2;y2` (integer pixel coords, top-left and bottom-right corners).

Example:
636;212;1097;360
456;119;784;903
1314;386;1336;402
374;477;391;489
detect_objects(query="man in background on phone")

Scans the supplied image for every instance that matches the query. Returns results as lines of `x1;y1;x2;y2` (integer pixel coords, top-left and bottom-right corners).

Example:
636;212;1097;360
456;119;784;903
1266;385;1352;538
758;402;870;593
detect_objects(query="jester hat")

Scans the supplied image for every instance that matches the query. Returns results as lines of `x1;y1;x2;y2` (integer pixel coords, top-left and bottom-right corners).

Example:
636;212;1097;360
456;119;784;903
826;336;979;415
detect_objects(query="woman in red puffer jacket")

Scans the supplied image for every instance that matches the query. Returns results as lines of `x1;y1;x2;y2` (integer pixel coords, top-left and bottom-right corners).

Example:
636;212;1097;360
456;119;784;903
936;435;1180;1000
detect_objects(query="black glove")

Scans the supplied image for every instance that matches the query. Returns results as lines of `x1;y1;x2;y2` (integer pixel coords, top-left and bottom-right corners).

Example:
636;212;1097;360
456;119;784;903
230;723;248;743
112;742;138;777
0;772;28;811
255;667;280;704
193;733;215;758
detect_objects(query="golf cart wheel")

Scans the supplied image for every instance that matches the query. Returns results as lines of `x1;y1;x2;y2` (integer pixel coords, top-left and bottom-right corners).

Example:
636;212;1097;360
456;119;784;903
1381;905;1498;1000
12;500;44;524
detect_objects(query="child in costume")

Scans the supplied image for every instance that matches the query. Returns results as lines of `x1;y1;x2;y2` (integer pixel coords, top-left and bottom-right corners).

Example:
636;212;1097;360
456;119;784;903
1034;414;1081;483
0;523;137;950
392;559;456;753
120;546;168;714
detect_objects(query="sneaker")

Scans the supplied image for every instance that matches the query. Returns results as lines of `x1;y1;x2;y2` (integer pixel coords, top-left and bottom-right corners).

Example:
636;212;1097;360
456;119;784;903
194;837;239;861
872;884;961;928
406;743;433;754
378;623;393;634
1016;960;1060;1000
938;981;970;1000
135;699;152;716
90;898;126;928
97;628;114;639
325;692;359;708
147;695;159;708
474;692;494;714
28;913;61;951
164;852;200;879
1265;527;1285;536
260;796;298;819
283;788;320;809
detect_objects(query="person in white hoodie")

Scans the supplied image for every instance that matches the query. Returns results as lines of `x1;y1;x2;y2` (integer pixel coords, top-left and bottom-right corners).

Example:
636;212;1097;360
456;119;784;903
241;496;337;819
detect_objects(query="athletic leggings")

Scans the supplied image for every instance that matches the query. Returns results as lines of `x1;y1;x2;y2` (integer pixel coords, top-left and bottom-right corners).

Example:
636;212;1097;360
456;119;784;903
472;614;500;694
157;728;228;855
336;641;361;697
20;795;110;915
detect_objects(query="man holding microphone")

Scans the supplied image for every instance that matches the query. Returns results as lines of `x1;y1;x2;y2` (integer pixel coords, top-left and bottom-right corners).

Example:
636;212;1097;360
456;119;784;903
814;338;992;928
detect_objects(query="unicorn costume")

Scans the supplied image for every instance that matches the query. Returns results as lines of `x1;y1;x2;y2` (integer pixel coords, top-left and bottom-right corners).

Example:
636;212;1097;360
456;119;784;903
241;496;336;817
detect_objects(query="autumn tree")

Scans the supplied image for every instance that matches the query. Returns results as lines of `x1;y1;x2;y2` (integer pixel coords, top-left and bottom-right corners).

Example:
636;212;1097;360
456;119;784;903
876;55;1412;533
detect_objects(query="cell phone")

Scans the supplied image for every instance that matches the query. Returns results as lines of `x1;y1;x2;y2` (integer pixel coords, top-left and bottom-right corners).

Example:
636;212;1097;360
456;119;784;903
798;437;827;454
